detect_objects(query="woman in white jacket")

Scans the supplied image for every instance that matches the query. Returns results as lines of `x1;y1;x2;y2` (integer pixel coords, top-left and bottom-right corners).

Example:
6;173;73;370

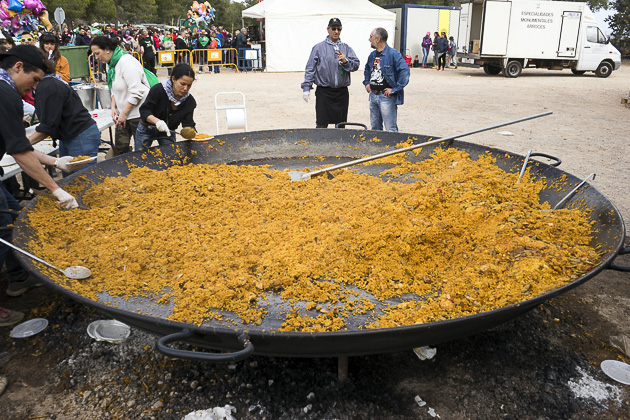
90;36;150;155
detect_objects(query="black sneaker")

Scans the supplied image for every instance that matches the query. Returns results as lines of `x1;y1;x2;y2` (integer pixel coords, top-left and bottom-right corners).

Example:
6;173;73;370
6;275;43;297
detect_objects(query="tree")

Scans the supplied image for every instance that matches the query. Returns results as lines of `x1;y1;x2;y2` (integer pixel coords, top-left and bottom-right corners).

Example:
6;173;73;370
40;0;89;28
606;0;630;54
85;0;116;24
156;0;182;25
115;0;158;23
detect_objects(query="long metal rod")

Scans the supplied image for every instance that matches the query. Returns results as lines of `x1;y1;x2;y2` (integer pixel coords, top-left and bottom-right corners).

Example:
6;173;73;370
553;173;596;210
303;111;553;179
0;237;60;272
516;149;533;184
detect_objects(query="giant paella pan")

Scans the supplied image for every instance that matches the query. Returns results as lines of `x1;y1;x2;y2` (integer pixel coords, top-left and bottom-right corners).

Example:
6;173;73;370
11;127;629;362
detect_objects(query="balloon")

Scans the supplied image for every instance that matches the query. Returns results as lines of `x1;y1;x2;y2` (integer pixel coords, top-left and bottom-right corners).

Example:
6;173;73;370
0;7;8;21
7;0;22;13
23;0;44;14
10;14;19;28
38;8;51;31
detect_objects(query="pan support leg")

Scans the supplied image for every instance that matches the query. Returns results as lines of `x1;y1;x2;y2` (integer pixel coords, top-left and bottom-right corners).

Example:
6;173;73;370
338;356;348;382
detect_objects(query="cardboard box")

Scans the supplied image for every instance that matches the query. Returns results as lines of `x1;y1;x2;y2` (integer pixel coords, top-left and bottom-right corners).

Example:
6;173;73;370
472;40;480;54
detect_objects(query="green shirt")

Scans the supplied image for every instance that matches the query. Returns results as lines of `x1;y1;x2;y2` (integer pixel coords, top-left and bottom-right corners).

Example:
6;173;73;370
198;36;210;48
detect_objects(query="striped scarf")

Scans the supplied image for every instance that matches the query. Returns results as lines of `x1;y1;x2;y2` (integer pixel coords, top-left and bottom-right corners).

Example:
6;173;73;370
161;78;189;107
0;68;17;91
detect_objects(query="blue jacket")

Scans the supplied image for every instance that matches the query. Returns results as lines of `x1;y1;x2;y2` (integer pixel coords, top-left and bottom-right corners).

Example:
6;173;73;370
363;44;410;105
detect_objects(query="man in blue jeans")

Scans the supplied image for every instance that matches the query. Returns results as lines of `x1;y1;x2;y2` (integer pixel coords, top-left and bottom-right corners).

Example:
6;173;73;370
363;27;410;132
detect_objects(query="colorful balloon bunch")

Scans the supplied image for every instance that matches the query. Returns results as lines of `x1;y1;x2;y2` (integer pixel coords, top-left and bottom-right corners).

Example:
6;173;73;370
0;0;52;35
186;1;215;28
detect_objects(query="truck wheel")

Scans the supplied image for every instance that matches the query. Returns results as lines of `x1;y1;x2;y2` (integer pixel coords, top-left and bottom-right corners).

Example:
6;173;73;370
504;61;522;78
483;64;501;75
571;69;586;75
595;62;613;78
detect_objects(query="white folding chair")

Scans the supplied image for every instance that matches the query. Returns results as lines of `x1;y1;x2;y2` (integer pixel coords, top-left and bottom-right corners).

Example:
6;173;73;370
214;92;248;134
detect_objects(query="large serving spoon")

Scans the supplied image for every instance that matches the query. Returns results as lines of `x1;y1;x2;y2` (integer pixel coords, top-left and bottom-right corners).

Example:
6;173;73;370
0;237;92;280
289;111;553;181
173;127;197;139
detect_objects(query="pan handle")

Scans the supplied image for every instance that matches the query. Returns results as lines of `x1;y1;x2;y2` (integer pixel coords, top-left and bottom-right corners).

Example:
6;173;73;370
609;247;630;272
529;152;562;167
334;122;368;130
156;329;254;362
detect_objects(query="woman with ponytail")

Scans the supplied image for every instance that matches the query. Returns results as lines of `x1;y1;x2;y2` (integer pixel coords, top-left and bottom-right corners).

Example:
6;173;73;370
90;35;150;154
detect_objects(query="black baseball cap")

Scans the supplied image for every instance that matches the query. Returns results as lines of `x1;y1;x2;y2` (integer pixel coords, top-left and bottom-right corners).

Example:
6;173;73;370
0;45;48;72
328;18;342;28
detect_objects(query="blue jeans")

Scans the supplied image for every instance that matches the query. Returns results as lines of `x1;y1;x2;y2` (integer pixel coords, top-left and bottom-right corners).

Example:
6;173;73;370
0;184;27;284
60;123;101;177
134;123;176;151
369;92;398;132
422;48;429;66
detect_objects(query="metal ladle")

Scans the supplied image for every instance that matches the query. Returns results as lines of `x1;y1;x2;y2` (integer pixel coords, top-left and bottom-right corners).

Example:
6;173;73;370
0;237;92;280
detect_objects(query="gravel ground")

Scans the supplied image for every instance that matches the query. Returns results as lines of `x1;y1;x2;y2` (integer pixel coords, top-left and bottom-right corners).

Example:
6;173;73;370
1;62;630;419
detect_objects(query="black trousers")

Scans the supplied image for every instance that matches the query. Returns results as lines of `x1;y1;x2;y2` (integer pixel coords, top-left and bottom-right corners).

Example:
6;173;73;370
315;86;349;128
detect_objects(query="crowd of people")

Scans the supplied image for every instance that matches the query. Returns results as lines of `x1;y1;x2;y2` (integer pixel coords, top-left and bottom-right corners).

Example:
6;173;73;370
63;23;246;75
2;22;252;80
421;31;457;70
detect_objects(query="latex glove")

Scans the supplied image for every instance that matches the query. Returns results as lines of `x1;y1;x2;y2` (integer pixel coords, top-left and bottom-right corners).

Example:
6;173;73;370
303;91;310;102
54;156;74;173
52;188;79;210
156;120;169;133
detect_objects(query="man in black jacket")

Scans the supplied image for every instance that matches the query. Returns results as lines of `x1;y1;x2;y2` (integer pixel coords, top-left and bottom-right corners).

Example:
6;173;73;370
175;30;191;65
235;28;250;69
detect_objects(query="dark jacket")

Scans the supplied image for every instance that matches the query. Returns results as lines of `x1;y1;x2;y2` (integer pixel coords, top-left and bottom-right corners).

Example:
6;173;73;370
363;44;410;106
436;37;449;54
0;83;34;176
139;83;196;131
175;37;190;51
34;77;96;141
235;32;248;50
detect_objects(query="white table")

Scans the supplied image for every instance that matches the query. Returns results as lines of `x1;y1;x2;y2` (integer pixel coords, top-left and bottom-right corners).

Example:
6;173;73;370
0;110;115;182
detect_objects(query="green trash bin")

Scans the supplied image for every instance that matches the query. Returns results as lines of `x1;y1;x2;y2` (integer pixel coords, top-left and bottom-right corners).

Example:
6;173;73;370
59;46;91;80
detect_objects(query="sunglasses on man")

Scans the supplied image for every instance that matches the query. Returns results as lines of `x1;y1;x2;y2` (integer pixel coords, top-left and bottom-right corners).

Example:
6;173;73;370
330;27;342;32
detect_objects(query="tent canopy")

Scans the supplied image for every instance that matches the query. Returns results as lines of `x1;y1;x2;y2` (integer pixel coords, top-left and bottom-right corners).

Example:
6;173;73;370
242;0;396;72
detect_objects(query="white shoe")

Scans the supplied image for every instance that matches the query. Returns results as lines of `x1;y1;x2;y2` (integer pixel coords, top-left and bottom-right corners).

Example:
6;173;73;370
0;375;7;397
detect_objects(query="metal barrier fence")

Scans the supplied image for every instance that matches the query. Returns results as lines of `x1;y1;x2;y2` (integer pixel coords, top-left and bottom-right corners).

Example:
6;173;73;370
88;48;240;82
156;48;239;73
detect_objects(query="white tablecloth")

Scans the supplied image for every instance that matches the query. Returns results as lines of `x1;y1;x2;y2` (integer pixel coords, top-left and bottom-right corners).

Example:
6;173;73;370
0;110;115;181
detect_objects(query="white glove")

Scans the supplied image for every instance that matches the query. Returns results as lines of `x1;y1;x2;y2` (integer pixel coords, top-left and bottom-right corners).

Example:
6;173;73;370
54;156;74;173
303;91;310;102
156;120;169;133
52;188;79;210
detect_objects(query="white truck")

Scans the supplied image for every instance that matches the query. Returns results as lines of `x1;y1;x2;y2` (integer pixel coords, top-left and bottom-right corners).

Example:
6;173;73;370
457;0;622;77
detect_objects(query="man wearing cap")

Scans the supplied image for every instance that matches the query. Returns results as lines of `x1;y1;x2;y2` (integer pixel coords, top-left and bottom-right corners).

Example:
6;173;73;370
302;18;360;128
363;27;409;132
0;45;83;326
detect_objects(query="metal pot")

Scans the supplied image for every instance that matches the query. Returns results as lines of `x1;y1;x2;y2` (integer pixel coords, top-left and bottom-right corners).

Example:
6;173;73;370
12;128;629;362
72;84;97;111
96;86;112;109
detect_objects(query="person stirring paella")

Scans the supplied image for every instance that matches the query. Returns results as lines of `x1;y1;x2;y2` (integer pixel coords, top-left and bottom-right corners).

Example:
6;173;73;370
0;46;84;327
135;63;197;151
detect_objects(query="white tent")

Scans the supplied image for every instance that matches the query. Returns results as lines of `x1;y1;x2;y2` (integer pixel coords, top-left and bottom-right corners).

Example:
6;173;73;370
242;0;396;72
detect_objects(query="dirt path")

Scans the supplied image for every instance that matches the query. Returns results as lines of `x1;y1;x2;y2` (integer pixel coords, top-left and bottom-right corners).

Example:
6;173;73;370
1;63;629;419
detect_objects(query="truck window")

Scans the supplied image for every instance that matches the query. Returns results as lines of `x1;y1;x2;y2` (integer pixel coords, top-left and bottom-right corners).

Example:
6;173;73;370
586;26;608;44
